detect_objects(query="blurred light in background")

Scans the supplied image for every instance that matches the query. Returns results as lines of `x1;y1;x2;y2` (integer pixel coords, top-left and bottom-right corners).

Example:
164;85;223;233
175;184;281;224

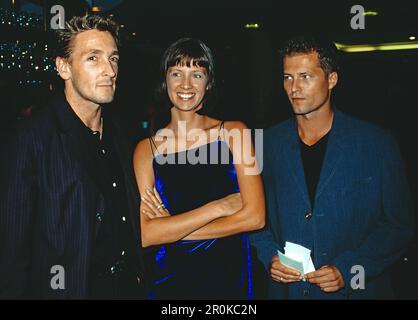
335;41;418;53
363;11;379;16
244;23;259;29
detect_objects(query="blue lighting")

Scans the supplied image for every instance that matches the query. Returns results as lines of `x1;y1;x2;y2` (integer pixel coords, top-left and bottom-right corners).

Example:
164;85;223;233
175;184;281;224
0;8;43;30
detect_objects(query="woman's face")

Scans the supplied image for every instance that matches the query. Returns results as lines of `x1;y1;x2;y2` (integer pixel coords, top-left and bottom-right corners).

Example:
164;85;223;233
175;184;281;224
166;60;208;112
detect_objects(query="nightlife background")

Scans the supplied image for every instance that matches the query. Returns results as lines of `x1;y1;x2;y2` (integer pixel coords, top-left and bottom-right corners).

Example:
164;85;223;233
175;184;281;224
0;0;417;298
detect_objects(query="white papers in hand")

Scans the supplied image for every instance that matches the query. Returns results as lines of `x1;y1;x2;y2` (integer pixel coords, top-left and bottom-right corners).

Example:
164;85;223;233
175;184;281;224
277;241;315;278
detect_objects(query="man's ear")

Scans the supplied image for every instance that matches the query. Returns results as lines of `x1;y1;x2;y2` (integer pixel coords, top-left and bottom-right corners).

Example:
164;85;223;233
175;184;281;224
328;71;338;90
56;56;71;80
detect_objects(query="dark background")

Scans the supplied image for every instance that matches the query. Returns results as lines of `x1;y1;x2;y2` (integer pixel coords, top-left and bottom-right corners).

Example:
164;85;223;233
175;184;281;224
1;0;417;298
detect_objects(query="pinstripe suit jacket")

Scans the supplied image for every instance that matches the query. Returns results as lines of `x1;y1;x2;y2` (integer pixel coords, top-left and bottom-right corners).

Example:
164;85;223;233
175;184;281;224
0;94;147;299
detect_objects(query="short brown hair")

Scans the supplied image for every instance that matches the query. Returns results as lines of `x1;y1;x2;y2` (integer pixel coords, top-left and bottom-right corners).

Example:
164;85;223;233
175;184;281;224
280;35;339;75
55;14;119;60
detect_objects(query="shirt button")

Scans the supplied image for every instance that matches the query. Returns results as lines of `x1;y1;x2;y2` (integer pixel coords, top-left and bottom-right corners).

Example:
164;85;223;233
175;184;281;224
305;212;313;220
122;216;126;222
101;149;106;155
303;289;309;297
112;182;117;188
121;250;125;256
96;212;103;222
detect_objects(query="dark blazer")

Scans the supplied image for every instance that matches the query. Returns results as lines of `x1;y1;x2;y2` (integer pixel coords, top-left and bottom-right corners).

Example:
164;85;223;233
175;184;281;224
250;109;415;299
0;95;148;299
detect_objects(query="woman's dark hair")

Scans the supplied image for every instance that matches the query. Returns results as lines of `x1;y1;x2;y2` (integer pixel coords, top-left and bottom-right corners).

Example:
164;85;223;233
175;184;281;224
153;38;216;132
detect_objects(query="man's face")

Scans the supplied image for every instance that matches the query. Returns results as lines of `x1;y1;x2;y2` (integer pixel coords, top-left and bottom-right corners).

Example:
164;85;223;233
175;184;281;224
57;29;119;107
283;52;337;116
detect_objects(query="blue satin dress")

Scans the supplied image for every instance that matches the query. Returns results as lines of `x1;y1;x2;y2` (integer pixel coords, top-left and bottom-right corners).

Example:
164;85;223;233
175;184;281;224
148;138;253;299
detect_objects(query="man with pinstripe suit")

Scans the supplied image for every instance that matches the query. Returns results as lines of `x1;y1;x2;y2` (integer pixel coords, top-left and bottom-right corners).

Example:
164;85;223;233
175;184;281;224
0;14;147;299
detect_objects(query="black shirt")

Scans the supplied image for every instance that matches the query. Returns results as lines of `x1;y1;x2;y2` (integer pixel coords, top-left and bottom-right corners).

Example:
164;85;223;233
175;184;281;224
300;132;330;208
75;112;139;298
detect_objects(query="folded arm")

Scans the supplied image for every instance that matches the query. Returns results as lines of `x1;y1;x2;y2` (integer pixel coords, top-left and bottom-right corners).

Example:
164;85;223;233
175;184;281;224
183;121;265;239
134;138;242;248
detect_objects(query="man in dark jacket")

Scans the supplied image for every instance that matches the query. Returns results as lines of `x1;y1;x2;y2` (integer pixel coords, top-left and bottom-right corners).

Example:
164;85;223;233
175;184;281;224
0;14;147;299
250;36;414;299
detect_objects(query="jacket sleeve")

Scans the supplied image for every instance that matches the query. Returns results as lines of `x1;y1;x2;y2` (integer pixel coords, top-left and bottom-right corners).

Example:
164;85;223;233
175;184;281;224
249;227;280;272
249;134;282;272
0;127;38;298
332;133;415;293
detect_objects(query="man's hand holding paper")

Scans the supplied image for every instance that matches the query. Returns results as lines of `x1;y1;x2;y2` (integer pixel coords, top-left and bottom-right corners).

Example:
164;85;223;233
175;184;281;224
270;241;316;284
305;265;345;292
270;255;303;284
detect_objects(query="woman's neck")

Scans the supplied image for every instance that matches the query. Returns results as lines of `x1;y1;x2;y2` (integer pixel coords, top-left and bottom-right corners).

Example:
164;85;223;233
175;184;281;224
167;111;208;137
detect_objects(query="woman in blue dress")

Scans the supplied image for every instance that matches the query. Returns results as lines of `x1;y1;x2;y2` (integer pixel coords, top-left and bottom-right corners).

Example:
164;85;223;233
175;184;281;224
133;38;265;299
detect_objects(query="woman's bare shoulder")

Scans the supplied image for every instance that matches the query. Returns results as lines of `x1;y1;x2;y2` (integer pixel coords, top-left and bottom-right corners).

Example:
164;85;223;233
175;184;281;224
222;120;249;131
133;136;154;162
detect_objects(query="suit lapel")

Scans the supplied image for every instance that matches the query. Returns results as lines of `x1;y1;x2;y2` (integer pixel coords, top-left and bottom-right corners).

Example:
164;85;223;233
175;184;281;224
282;119;311;209
52;94;102;195
314;110;345;201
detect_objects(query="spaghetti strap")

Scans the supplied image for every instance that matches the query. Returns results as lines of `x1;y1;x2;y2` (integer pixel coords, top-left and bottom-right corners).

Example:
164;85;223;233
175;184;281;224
218;121;225;141
148;136;158;156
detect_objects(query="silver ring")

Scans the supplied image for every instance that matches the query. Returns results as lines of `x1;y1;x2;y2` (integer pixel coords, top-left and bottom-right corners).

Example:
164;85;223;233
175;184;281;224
156;204;162;210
